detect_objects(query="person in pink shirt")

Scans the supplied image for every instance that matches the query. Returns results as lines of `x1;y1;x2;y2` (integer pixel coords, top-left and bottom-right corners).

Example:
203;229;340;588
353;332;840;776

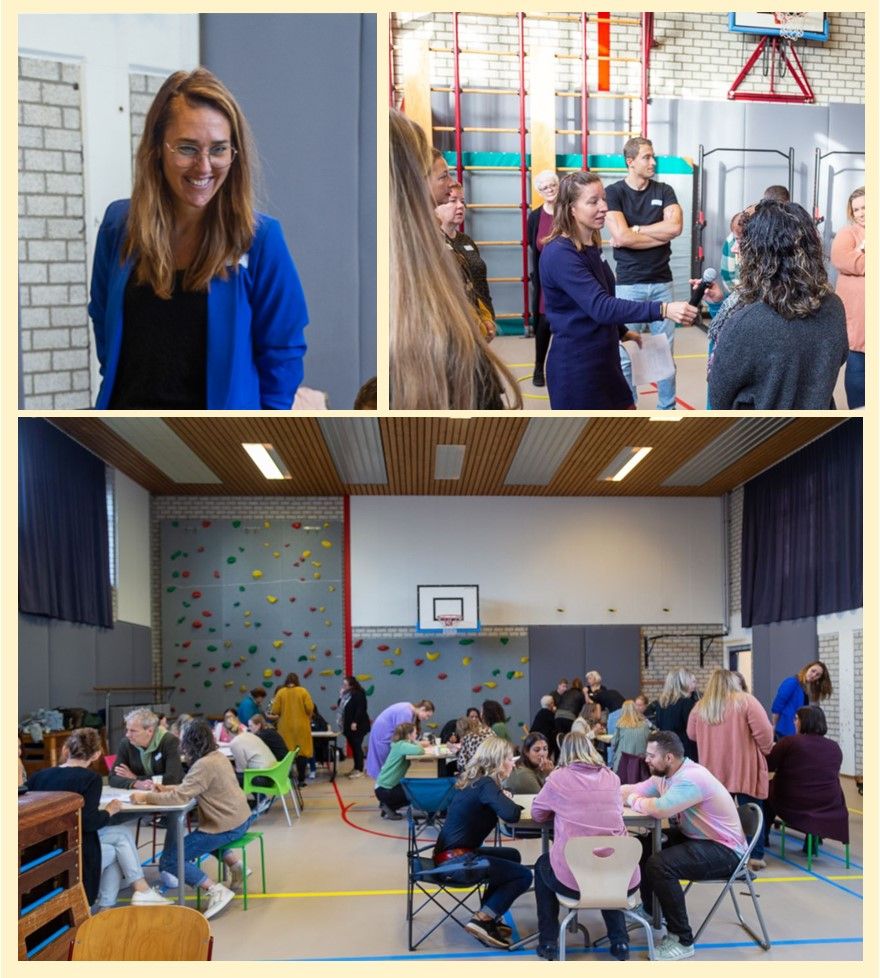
621;730;747;961
530;731;635;961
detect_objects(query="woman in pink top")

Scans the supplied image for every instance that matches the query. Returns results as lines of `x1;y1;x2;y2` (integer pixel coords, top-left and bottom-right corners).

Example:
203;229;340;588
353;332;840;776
686;668;773;867
530;731;637;961
831;187;865;408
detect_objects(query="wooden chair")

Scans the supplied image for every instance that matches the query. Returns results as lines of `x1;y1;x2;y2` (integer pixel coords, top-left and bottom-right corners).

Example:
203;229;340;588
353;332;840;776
69;905;212;960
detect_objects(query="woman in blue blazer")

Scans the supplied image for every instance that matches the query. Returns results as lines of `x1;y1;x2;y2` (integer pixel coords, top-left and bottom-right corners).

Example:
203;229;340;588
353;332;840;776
770;661;832;738
88;68;307;410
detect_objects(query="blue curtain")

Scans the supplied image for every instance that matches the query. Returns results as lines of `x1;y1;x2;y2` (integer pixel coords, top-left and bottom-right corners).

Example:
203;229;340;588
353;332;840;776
19;419;113;627
741;420;861;628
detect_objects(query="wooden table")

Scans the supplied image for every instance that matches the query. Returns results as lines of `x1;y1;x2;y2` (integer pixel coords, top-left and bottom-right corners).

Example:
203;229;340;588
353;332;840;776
101;787;195;906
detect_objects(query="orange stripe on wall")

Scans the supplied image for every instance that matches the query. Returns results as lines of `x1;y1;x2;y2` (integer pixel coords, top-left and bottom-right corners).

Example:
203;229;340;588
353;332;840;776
598;12;611;92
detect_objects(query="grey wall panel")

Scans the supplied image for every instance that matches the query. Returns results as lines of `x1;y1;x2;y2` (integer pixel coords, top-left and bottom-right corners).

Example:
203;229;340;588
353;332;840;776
751;617;818;713
583;625;641;700
47;619;98;710
820;103;865;261
527;626;586;717
18;614;51;718
96;621;136;690
131;626;153;687
200;14;377;408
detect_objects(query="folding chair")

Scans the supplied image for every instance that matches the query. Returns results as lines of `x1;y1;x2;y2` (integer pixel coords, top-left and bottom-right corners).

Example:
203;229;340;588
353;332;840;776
401;778;490;951
683;802;771;949
557;835;655;961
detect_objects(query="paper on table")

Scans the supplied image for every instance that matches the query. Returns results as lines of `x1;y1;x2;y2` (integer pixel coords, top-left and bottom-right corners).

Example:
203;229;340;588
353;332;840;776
623;333;675;385
101;786;132;802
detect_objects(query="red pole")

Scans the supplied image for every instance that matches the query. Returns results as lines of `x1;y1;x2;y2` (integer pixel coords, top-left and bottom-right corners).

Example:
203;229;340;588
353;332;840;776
343;495;352;677
518;12;529;334
581;13;589;168
453;12;463;182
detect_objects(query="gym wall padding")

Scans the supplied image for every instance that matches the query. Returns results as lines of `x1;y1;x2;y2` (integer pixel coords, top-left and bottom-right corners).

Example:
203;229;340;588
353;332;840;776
160;518;344;724
352;633;531;735
751;618;819;715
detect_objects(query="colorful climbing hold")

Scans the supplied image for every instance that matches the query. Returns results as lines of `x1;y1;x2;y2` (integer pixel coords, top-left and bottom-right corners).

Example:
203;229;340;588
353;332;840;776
459;638;475;646
377;644;390;652
414;658;424;666
499;637;510;645
492;669;501;677
302;550;312;559
272;640;283;649
252;569;263;579
319;669;334;676
203;680;212;688
192;619;203;629
266;595;278;604
365;685;375;696
502;697;511;706
390;668;404;676
437;673;448;681
321;540;333;549
353;639;363;649
462;656;472;666
520;656;529;664
292;521;301;529
227;556;237;564
472;685;482;693
303;667;313;678
426;651;440;661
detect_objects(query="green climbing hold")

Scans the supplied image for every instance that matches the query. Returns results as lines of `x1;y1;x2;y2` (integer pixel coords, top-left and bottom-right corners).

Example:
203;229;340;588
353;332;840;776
419;640;433;646
459;638;475;645
233;601;241;607
298;655;308;661
207;644;218;652
172;571;180;579
499;637;510;645
238;585;246;592
222;661;231;669
166;586;176;593
176;616;185;625
203;680;212;687
232;520;241;528
262;680;274;689
334;669;343;675
172;521;179;527
182;601;191;608
248;645;258;654
492;669;501;677
365;686;375;696
171;550;182;560
390;668;405;676
227;556;237;564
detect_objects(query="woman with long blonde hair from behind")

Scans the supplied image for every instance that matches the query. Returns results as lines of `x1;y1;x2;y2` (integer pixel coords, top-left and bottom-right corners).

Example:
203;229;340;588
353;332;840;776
389;109;521;409
647;667;700;760
686;668;773;869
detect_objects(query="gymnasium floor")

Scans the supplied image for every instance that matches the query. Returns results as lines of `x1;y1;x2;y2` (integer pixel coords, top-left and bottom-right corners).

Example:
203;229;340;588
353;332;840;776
145;763;863;962
495;324;850;411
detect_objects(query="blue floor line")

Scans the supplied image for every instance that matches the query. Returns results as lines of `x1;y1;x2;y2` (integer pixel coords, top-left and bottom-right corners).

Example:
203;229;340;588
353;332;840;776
770;851;863;899
767;830;861;870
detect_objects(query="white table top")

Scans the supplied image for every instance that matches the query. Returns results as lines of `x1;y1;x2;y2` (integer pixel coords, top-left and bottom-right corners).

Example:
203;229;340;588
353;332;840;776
101;786;194;813
512;793;655;826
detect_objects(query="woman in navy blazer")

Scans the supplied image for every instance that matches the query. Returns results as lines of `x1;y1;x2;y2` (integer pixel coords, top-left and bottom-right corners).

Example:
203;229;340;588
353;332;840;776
88;68;307;410
539;171;696;410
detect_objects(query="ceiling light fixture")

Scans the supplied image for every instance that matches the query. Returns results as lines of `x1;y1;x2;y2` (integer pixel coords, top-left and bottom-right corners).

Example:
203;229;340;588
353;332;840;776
598;446;653;482
242;443;291;480
435;445;466;480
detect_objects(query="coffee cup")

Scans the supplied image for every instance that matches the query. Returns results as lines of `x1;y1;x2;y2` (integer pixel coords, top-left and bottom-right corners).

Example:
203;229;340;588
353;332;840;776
151;775;163;787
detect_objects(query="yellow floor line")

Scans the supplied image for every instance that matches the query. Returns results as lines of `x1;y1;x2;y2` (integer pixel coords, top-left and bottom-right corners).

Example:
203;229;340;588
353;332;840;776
848;807;863;815
674;353;707;360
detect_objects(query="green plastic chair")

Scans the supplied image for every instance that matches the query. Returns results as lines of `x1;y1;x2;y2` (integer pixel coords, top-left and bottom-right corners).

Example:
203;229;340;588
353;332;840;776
195;830;266;911
779;820;850;871
243;749;301;825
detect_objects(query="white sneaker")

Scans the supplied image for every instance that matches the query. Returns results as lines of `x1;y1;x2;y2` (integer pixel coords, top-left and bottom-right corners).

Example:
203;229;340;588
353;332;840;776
630;903;666;933
226;863;254;891
654;935;695;960
131;887;172;906
308;770;317;779
203;883;235;920
347;769;363;779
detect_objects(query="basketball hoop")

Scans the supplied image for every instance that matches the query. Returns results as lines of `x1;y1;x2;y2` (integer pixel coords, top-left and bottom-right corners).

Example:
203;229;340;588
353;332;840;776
774;11;808;41
437;614;463;635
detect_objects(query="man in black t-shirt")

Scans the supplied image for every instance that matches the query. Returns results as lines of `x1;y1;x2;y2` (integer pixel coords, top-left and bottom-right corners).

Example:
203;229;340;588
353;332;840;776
605;138;683;410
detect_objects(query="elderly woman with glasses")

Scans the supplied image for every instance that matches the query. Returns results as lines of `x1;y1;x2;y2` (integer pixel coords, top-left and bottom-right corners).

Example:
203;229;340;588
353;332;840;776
89;68;308;410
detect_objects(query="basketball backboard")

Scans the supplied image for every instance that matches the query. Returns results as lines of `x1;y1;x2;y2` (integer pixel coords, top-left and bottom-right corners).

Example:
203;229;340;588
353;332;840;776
416;585;480;633
728;12;830;42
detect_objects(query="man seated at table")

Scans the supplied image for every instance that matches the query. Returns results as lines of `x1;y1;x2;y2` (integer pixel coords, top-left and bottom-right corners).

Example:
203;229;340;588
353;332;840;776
109;707;184;790
248;714;288;761
621;730;747;961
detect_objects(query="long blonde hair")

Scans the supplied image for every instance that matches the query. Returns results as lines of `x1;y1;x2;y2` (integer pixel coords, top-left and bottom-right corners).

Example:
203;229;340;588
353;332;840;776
657;669;696;708
455;734;513;788
693;669;745;726
557;730;605;768
389;109;521;410
616;700;648;729
124;68;257;299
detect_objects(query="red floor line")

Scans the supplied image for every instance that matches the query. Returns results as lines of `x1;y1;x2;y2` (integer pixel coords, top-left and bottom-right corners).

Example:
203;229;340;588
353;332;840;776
331;778;408;841
643;382;695;411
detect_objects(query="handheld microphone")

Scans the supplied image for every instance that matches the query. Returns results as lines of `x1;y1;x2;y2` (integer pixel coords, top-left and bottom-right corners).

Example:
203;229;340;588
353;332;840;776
689;267;718;306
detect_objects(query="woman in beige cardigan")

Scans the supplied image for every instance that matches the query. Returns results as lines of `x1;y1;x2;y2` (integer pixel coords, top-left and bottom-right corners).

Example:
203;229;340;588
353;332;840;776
686;669;773;870
831;186;865;408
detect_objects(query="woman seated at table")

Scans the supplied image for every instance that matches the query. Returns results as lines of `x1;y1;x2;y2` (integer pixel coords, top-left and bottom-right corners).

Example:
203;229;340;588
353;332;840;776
373;722;425;820
504;732;554;794
433;736;532;949
482;699;512;741
213;708;242;745
764;705;847;851
456;714;491;773
530;730;637;961
29;728;169;908
609;699;654;782
130;718;254;920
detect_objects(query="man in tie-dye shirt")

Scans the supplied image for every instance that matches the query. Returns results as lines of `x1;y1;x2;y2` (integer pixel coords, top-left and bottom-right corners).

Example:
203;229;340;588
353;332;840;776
621;730;747;960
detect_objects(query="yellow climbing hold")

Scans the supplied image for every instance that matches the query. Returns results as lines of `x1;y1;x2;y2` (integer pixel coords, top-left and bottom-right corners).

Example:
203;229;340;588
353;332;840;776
244;610;252;617
321;540;333;549
484;681;497;689
252;569;263;579
426;651;441;661
273;640;284;649
224;681;234;688
266;595;278;604
356;674;373;682
263;521;271;529
393;647;402;656
240;685;248;693
462;656;472;666
313;572;321;580
309;643;317;651
319;606;326;613
311;560;322;568
272;551;281;559
328;585;336;592
324;619;332;627
263;669;273;678
383;659;394;667
520;656;529;664
302;550;312;559
511;671;525;680
319;669;334;676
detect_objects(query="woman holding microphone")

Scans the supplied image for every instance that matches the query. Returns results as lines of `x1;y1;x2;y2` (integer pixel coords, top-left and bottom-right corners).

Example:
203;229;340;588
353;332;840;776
539;171;697;409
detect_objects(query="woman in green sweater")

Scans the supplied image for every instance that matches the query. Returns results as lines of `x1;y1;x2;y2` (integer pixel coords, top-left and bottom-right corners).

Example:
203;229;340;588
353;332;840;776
374;722;425;820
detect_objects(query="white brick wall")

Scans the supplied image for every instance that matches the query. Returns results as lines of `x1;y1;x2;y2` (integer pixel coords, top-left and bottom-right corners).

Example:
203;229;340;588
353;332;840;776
818;633;840;744
392;11;864;110
18;57;90;409
852;629;862;774
728;487;743;615
129;72;165;166
639;623;725;697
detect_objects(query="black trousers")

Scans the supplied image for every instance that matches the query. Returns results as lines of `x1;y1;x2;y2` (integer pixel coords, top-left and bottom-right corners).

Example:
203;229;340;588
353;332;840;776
346;731;366;772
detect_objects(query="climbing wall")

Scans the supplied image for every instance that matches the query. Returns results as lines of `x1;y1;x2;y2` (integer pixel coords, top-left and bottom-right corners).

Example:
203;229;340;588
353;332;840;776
351;633;530;736
160;518;344;723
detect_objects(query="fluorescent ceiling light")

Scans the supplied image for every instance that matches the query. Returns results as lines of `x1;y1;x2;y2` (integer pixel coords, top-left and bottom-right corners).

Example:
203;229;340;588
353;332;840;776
242;443;291;480
648;415;684;421
103;418;221;483
598;446;652;482
318;418;387;484
435;444;466;480
504;418;588;485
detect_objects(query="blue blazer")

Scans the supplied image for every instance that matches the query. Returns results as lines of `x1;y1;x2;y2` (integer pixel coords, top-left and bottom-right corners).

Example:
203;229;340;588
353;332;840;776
89;200;308;409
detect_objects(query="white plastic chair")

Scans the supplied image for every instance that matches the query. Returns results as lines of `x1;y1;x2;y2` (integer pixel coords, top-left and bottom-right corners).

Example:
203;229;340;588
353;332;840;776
557;834;655;961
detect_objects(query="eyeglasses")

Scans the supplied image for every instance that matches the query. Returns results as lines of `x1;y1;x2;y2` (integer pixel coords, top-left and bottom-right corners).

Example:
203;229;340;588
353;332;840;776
165;142;238;169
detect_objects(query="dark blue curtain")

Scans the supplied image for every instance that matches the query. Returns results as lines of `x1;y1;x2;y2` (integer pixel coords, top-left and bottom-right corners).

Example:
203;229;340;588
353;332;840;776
741;420;861;628
19;419;113;627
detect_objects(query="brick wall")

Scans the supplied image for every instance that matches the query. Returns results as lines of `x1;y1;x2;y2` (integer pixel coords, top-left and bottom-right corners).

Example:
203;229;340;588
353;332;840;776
129;72;165;165
728;487;743;616
853;629;862;774
392;11;864;108
817;632;840;744
354;625;528;640
18;57;90;408
638;623;726;698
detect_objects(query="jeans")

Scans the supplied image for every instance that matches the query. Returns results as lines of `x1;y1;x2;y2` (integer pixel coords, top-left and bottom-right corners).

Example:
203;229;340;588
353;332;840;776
111;809;179;863
616;281;676;409
639;827;741;945
96;823;145;908
534;852;628;948
159;813;255;889
473;846;533;918
844;350;864;409
733;793;765;859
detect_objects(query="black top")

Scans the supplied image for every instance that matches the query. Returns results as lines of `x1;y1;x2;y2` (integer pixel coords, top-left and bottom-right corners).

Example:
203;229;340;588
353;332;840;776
29;766;109;904
434;776;522;854
108;731;184;789
109;271;208;409
556;688;586;719
257;727;289;762
447;232;495;319
604;178;678;284
529;707;557;743
647;692;700;761
588;685;625;713
342;688;371;735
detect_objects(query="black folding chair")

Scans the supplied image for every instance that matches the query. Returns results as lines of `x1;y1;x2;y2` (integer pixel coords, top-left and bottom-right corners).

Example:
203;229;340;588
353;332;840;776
401;777;490;951
683;802;771;949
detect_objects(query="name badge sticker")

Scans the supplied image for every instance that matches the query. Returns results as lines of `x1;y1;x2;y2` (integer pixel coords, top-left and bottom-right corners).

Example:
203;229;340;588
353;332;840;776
651;198;663;206
463;245;475;251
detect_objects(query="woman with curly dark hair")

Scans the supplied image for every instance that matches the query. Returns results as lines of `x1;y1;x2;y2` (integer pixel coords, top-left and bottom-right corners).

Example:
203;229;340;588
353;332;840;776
708;201;847;409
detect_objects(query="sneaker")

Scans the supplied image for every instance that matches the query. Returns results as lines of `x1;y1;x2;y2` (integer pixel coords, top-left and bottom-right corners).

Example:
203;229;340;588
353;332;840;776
202;883;235;920
308;770;317;780
159;870;179;890
532;367;546;387
748;858;767;871
379;802;403;820
464;917;510;949
610;942;630;961
226;863;254;891
535;944;559;960
347;769;364;779
630;903;666;933
131;887;172;906
495;921;513;940
252;796;274;816
654;935;695;961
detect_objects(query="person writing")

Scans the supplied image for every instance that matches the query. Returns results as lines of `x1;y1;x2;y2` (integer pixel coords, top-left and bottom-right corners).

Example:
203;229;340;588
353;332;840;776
89;67;308;410
373;722;425;819
539;171;696;409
